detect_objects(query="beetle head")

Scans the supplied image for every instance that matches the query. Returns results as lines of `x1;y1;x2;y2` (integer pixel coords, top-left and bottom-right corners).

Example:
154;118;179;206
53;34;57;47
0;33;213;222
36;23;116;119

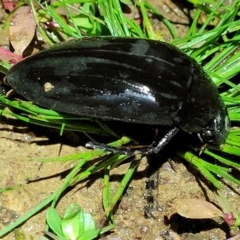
198;106;230;145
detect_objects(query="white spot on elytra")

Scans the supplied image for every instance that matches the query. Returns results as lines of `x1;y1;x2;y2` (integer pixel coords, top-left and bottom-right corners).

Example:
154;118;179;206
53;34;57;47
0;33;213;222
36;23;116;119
44;82;54;92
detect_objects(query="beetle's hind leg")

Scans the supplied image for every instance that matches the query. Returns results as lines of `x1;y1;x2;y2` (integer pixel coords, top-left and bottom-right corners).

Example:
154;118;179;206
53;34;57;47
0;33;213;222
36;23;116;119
86;127;179;156
85;142;134;156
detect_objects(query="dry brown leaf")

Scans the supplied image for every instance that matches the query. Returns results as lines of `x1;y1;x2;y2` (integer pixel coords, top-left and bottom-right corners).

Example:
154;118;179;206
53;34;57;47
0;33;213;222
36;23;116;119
0;29;9;47
169;198;224;219
9;6;36;55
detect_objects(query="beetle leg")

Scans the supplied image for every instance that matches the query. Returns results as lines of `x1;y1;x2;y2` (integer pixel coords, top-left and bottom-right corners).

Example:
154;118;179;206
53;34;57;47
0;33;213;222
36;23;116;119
145;127;179;155
85;142;134;156
86;127;179;156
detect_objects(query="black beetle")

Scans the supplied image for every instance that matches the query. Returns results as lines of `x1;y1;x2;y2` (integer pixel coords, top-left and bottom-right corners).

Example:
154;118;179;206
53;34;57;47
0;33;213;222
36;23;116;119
4;37;229;154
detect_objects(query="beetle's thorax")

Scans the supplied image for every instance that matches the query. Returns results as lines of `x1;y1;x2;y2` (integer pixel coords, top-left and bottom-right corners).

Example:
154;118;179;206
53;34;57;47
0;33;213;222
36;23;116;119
198;105;230;145
174;62;229;145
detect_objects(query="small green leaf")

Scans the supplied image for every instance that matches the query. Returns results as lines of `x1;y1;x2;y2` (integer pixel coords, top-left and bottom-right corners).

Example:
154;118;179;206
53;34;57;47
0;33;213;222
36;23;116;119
61;203;83;239
46;207;64;238
80;229;101;240
81;212;96;231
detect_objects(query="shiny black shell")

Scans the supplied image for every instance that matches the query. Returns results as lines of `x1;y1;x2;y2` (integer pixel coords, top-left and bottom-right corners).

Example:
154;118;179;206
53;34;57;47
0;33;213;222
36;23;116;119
4;37;229;145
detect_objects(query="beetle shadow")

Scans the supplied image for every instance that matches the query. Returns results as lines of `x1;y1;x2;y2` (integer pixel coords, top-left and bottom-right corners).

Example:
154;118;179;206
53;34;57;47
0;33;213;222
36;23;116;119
166;214;230;237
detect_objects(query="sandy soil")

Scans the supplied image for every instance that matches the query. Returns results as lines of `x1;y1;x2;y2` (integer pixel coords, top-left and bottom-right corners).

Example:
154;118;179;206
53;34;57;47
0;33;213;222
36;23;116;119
0;0;239;239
